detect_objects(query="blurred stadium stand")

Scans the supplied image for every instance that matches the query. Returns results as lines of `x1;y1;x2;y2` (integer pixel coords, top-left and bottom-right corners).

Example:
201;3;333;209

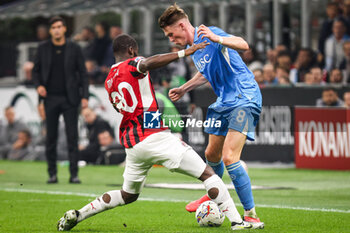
0;0;329;81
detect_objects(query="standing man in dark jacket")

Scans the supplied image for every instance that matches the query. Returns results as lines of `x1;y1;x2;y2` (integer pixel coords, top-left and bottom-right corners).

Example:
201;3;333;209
33;16;89;184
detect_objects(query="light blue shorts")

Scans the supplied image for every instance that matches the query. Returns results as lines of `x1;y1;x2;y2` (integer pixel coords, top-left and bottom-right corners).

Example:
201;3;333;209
204;103;261;141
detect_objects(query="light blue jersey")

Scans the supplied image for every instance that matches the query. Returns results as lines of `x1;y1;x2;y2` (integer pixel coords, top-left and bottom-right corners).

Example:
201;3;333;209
189;28;260;211
189;26;262;108
188;26;262;140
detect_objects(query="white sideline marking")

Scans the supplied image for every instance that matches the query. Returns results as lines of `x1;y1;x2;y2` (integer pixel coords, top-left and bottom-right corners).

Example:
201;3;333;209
1;188;350;214
254;204;350;214
144;183;290;190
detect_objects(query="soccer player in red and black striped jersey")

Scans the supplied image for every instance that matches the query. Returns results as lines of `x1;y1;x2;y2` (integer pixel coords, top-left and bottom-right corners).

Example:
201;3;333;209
105;50;162;148
57;34;253;231
104;35;206;148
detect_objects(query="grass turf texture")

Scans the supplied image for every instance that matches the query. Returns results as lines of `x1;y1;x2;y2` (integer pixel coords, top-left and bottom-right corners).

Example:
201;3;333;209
0;160;349;233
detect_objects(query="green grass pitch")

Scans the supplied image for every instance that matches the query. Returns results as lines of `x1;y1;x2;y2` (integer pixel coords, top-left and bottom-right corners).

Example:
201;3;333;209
0;160;349;232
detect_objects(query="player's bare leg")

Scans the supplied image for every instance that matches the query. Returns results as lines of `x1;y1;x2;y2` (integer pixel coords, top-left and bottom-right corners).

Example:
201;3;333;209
57;190;138;231
198;165;252;230
185;135;225;212
205;134;225;176
222;129;264;229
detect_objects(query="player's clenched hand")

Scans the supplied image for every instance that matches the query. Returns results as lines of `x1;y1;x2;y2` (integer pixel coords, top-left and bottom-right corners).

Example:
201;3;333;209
37;85;47;97
197;24;220;43
169;87;185;102
185;41;210;55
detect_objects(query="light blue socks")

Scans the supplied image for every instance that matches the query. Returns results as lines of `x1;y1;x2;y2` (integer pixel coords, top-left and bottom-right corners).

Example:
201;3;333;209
226;161;255;210
207;160;225;178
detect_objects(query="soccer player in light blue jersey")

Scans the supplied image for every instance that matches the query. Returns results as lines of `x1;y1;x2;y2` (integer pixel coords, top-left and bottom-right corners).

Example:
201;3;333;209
159;4;264;229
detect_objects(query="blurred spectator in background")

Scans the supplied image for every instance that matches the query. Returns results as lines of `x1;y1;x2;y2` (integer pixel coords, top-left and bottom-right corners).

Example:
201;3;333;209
304;71;314;85
275;66;291;85
319;2;340;56
265;48;276;65
316;87;344;106
325;18;350;71
98;130;114;150
7;129;35;160
109;25;122;40
167;44;189;82
339;40;350;82
74;26;96;60
289;48;316;83
85;59;104;84
275;44;288;56
263;63;278;85
106;25;122;67
310;66;326;84
265;44;288;67
329;68;344;83
21;61;35;86
36;24;49;41
343;91;350;107
242;45;263;71
92;22;113;67
79;107;114;164
0;106;28;159
253;69;264;88
74;26;95;43
98;130;125;165
334;0;345;9
341;0;350;33
276;51;292;71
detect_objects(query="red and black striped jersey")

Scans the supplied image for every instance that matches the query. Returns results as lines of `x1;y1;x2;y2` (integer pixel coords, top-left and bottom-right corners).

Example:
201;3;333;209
105;56;166;148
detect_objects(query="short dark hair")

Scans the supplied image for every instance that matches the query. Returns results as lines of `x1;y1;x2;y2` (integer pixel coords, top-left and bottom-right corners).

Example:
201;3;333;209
323;87;337;93
83;26;94;33
330;68;343;75
37;24;48;30
275;65;289;74
19;129;31;139
96;21;109;33
311;66;321;70
327;2;339;9
277;50;291;58
299;47;314;56
49;16;66;27
158;3;188;28
113;34;138;56
333;17;347;27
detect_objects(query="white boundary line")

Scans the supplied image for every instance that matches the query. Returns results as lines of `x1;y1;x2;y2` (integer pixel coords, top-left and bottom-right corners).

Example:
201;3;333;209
1;188;350;214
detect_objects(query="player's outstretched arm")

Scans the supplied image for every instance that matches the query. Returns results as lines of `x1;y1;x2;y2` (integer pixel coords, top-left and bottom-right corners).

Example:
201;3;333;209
138;41;209;73
169;72;207;102
197;24;249;51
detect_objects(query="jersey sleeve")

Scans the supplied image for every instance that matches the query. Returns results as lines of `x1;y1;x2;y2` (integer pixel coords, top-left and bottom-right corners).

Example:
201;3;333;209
127;56;146;79
209;26;233;49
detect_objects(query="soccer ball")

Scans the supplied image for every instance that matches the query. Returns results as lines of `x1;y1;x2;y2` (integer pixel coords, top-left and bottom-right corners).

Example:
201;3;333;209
195;201;225;227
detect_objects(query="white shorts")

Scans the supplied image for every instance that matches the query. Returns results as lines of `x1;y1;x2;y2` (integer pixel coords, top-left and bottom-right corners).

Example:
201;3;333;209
122;131;206;194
